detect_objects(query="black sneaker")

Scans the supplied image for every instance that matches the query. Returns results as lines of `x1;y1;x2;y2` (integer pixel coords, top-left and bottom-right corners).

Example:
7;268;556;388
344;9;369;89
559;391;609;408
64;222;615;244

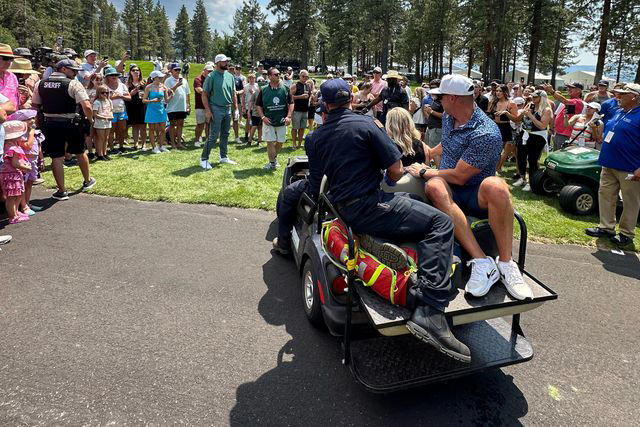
272;237;291;256
585;227;616;238
88;152;96;160
82;177;97;191
104;155;111;161
63;159;77;168
610;233;633;246
358;234;408;270
52;190;69;201
406;305;471;363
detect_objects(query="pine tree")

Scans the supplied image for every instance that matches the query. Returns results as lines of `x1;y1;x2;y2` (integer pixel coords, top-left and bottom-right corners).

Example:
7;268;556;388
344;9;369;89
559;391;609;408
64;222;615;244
268;0;319;67
173;5;193;60
190;0;210;62
154;2;173;59
231;0;269;67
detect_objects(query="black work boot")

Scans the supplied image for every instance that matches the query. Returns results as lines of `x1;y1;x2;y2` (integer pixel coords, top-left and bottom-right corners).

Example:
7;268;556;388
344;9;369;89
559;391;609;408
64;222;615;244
358;234;408;270
406;305;471;363
272;237;291;256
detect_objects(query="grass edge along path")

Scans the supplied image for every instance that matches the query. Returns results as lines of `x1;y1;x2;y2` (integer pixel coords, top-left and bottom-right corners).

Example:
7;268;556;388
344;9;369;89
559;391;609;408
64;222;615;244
41;61;639;251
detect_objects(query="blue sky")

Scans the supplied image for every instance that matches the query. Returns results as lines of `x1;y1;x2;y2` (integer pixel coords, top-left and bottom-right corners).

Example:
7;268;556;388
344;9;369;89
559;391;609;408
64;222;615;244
111;0;596;66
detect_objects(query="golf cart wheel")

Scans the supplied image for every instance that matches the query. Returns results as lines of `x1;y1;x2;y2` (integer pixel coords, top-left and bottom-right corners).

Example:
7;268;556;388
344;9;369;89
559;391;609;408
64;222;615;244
530;170;556;196
301;260;324;329
559;184;596;215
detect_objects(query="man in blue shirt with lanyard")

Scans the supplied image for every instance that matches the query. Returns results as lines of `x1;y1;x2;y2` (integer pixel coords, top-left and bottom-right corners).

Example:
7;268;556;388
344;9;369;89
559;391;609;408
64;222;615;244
586;83;640;246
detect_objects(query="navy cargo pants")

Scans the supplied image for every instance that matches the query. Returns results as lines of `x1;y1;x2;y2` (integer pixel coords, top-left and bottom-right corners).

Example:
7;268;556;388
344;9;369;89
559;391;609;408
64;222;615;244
340;190;454;311
276;179;309;248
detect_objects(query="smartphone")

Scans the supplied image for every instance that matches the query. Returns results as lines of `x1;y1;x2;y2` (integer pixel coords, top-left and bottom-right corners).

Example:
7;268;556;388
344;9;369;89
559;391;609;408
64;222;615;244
566;104;576;115
530;104;535;111
103;56;108;61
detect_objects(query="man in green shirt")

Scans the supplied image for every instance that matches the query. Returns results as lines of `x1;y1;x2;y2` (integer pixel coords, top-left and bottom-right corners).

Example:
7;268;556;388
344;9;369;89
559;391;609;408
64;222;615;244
256;67;294;170
200;53;238;169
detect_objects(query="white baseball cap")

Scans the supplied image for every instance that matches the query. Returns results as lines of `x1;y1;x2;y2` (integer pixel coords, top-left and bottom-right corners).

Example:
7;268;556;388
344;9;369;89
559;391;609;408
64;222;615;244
430;74;475;96
204;62;214;71
513;97;525;105
84;49;97;58
373;66;382;73
586;102;601;111
149;70;165;79
214;54;230;64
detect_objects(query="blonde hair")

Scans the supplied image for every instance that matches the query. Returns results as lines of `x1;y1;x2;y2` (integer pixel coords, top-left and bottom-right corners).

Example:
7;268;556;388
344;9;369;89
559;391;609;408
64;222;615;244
385;108;420;156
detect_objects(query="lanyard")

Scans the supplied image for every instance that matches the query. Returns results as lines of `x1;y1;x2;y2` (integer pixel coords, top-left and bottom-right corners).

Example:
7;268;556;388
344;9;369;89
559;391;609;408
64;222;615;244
612;105;640;132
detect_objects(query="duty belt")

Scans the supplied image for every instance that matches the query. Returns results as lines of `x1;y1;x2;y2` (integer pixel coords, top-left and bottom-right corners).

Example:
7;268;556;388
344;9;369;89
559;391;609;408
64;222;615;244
335;189;377;211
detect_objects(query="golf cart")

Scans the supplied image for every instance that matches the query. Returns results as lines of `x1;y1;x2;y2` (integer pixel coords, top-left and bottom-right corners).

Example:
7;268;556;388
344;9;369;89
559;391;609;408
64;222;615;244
280;156;557;392
530;146;601;215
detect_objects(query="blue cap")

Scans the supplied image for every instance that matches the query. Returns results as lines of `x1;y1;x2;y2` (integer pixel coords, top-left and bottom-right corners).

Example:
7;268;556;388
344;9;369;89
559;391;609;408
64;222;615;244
169;62;180;70
55;58;82;71
320;79;352;104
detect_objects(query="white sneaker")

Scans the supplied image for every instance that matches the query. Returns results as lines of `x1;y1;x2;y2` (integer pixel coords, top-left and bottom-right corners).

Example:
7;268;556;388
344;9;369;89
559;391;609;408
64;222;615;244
512;178;525;187
465;257;500;297
263;162;275;170
0;235;12;245
200;160;212;170
234;137;240;143
152;147;161;154
522;183;531;192
160;146;170;152
220;157;237;165
496;257;533;300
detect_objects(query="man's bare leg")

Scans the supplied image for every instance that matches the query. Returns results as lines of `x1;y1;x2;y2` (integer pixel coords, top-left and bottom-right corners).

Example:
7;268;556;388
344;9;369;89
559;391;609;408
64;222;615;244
477;176;514;262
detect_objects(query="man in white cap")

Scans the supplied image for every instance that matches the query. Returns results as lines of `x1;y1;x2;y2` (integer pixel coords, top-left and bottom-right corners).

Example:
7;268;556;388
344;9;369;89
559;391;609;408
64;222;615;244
193;61;214;147
200;54;238;169
407;74;533;301
78;50;107;87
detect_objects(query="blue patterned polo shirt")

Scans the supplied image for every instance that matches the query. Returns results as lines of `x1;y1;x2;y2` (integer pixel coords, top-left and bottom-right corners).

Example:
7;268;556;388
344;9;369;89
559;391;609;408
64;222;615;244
440;105;503;186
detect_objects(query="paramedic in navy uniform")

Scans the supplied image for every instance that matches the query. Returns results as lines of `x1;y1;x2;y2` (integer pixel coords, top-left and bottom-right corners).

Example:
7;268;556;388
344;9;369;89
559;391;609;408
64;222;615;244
310;78;470;363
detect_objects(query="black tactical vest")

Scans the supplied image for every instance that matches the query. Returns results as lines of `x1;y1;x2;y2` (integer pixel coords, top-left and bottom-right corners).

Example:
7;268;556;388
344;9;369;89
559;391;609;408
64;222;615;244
38;77;78;115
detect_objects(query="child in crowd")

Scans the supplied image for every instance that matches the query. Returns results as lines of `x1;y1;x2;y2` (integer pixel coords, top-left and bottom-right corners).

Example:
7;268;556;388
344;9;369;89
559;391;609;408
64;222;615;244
92;85;114;161
8;109;43;215
1;121;33;224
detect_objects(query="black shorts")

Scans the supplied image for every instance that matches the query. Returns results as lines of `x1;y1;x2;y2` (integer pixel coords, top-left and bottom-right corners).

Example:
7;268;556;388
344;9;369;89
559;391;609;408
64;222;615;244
415;123;427;131
42;122;86;158
168;111;188;121
251;116;262;127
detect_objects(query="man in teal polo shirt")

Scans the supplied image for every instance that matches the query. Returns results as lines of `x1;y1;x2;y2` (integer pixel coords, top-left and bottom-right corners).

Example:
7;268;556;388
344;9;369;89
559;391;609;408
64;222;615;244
255;67;293;170
585;83;640;246
200;53;238;169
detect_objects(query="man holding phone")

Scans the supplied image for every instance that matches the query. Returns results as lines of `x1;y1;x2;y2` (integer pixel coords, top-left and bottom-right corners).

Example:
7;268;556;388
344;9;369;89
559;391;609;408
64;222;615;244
78;50;107;87
543;81;584;151
165;63;190;149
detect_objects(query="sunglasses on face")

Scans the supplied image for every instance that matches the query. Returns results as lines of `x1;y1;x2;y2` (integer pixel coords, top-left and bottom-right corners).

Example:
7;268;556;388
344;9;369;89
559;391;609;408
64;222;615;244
98;91;108;94
272;73;280;76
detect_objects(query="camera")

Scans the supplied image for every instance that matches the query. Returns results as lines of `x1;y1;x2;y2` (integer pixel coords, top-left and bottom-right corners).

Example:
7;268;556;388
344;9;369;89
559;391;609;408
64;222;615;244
31;46;54;70
530;104;535;111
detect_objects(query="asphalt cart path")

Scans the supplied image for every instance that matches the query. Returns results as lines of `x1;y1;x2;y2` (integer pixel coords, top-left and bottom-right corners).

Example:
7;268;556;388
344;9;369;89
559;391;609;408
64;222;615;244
0;189;638;425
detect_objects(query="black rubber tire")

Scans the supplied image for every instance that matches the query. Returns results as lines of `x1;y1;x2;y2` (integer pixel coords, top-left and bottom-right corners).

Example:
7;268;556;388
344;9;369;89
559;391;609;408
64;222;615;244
301;260;324;329
530;170;556;196
559;184;597;215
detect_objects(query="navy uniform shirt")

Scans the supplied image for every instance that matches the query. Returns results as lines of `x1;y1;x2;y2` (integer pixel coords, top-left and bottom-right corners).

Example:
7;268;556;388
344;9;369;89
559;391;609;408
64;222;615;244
308;108;401;203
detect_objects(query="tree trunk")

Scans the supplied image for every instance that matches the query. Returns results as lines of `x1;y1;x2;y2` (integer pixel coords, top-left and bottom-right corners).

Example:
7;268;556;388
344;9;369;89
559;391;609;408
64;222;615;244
615;43;624;83
347;38;353;74
448;47;453;76
635;57;640;83
380;16;390;72
527;0;543;84
467;48;474;78
594;0;611;84
415;46;421;81
511;38;517;82
439;40;444;77
550;0;563;88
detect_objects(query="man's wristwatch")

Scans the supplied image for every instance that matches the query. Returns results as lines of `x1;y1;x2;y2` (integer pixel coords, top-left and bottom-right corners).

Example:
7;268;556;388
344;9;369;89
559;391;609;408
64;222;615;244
419;168;427;178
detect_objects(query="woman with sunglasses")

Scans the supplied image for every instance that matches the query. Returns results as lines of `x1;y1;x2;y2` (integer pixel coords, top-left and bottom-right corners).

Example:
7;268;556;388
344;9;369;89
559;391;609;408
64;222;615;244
0;44;19;108
125;65;148;150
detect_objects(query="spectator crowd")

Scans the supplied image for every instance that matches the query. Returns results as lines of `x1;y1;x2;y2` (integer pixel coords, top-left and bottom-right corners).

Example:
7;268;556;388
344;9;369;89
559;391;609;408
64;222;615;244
0;41;638;247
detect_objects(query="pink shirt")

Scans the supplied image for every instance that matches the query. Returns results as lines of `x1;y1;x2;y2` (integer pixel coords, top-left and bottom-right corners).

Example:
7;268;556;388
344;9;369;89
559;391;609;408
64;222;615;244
370;79;388;113
0;71;19;109
1;145;26;173
554;99;584;137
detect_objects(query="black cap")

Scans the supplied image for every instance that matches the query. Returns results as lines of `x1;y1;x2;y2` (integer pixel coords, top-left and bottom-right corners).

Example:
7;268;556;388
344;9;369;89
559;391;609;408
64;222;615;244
598;80;609;87
566;81;584;90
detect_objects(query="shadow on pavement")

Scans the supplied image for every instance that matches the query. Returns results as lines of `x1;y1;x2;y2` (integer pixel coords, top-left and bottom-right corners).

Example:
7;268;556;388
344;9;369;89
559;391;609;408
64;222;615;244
591;248;640;280
230;222;529;425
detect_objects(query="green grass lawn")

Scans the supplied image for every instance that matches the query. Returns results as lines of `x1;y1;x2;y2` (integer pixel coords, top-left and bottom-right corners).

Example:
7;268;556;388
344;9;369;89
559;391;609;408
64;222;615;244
42;61;639;251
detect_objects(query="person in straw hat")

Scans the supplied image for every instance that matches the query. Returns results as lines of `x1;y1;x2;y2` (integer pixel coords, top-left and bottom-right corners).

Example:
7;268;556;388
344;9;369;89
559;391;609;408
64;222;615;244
0;43;19;108
8;57;40;94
